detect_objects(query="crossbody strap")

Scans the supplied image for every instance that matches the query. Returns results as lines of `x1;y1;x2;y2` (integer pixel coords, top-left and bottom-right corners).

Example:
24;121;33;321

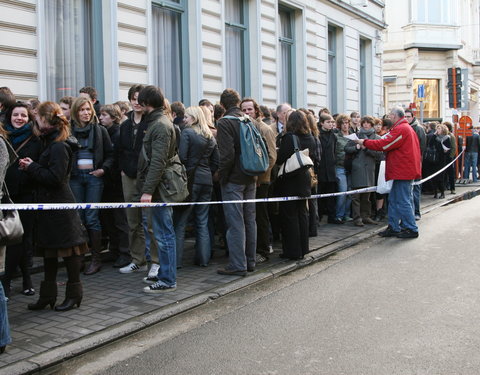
292;135;304;167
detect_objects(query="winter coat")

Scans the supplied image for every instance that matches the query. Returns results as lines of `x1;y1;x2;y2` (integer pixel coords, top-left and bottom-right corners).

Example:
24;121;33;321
275;132;318;197
137;108;176;200
429;134;452;182
345;128;382;188
410;119;427;154
318;128;337;182
117;111;148;179
216;107;259;186
179;127;219;186
257;120;277;185
25;131;87;250
0;137;9;273
5;133;41;201
103;123;124;201
334;132;350;168
70;121;114;176
363;118;421;181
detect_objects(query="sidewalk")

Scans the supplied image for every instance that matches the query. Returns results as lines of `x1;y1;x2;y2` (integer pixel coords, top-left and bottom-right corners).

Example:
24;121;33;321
2;183;479;374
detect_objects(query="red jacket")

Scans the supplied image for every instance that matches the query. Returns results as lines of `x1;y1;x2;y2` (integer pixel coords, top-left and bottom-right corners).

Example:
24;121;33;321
363;118;421;181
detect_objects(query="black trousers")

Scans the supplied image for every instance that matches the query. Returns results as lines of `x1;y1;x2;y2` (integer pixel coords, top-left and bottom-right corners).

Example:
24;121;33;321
317;181;337;221
255;184;271;255
280;200;309;259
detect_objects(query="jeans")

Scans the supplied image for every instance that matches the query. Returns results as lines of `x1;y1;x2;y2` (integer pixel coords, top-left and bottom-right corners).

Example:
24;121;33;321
151;206;176;287
70;169;104;231
335;167;351;219
388;180;418;232
463;152;478;182
221;182;257;271
0;280;11;347
412;180;421;217
174;184;212;267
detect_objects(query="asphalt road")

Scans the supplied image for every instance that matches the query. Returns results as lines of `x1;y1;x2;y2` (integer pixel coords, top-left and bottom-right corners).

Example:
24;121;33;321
60;197;480;375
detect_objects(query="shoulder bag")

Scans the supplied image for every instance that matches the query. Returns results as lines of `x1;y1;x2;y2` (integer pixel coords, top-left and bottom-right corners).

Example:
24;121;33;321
277;135;314;178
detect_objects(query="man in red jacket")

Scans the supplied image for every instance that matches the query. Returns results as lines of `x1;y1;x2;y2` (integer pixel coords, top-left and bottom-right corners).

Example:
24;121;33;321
355;107;421;238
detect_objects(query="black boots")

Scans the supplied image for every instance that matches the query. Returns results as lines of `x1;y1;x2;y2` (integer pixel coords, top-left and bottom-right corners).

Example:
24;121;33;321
55;282;83;312
28;281;57;310
84;230;102;275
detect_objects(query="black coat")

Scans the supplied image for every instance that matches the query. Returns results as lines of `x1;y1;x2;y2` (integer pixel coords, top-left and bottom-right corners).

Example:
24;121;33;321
104;123;124;200
429;135;451;182
26;132;87;250
117;111;148;178
275;132;318;197
318;128;337;182
178;128;219;186
5;135;42;201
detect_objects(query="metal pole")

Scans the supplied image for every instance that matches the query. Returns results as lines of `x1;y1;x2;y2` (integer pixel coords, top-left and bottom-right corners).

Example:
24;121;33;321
420;101;424;124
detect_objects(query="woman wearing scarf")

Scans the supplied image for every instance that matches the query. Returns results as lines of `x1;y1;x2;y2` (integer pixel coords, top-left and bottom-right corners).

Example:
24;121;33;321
429;124;452;199
345;116;383;227
1;102;41;298
20;101;88;311
69;97;114;275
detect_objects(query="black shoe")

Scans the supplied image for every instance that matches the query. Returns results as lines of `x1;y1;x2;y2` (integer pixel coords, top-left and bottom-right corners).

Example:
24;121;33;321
217;267;247;276
378;226;401;237
396;229;419;239
0;346;5;354
55;297;82;311
28;297;56;310
328;218;344;224
113;255;131;268
439;192;445;199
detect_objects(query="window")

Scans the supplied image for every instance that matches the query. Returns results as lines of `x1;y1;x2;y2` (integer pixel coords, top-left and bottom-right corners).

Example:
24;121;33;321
328;25;338;113
152;1;186;102
359;38;371;115
44;0;103;101
279;6;294;105
413;79;440;118
411;0;453;25
225;0;249;96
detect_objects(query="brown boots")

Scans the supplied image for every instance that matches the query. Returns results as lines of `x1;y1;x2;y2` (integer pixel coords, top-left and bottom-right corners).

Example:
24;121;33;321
27;281;57;310
55;282;83;311
84;230;102;275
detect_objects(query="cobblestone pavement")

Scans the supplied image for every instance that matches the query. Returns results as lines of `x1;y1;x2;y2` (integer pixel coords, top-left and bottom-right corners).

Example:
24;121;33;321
1;184;478;370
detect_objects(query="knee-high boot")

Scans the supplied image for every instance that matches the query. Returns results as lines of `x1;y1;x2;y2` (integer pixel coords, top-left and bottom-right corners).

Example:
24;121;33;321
55;282;82;312
28;257;58;310
84;230;102;275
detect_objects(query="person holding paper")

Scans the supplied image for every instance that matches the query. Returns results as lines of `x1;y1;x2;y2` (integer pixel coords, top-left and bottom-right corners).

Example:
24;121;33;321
353;107;421;239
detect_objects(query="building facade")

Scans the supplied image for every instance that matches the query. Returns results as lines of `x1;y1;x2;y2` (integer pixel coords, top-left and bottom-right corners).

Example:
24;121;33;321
383;0;480;123
0;0;385;115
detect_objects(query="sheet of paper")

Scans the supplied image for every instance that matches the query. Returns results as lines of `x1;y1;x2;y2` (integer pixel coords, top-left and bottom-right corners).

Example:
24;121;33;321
345;133;359;141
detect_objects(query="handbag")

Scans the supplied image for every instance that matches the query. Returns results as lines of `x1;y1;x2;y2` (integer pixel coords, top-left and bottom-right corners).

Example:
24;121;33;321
0;183;24;246
277;135;314;178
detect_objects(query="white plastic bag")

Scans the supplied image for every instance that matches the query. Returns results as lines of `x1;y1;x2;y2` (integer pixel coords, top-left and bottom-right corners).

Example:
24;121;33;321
376;160;393;194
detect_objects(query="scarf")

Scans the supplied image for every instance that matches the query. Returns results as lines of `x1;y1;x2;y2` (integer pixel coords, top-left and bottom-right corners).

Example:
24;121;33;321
359;127;375;139
5;122;33;147
436;134;448;143
72;123;94;151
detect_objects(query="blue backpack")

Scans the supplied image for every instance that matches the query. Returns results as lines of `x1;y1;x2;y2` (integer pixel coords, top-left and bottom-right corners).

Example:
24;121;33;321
223;115;269;176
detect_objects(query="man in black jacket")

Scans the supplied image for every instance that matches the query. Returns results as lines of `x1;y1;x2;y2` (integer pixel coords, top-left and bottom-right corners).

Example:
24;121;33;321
116;85;159;278
216;89;257;276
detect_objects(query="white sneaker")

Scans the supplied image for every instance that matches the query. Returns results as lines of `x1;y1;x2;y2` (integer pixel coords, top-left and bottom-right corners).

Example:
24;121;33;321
119;262;148;274
148;263;160;278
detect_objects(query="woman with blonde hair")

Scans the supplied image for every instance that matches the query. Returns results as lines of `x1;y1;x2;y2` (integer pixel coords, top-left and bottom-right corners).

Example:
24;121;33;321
200;105;217;138
19;101;89;311
69;96;114;275
173;106;219;268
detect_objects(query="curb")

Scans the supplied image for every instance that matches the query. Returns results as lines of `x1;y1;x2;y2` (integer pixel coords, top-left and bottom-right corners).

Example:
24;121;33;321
3;186;479;375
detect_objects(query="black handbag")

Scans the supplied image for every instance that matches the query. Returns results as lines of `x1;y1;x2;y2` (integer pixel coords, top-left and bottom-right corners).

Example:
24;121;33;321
0;183;24;246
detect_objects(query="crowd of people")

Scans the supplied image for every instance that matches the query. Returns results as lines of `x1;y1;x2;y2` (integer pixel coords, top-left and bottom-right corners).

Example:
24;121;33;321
0;83;473;352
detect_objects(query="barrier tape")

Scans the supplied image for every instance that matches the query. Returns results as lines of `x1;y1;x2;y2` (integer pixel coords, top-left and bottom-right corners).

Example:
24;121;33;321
0;149;464;211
